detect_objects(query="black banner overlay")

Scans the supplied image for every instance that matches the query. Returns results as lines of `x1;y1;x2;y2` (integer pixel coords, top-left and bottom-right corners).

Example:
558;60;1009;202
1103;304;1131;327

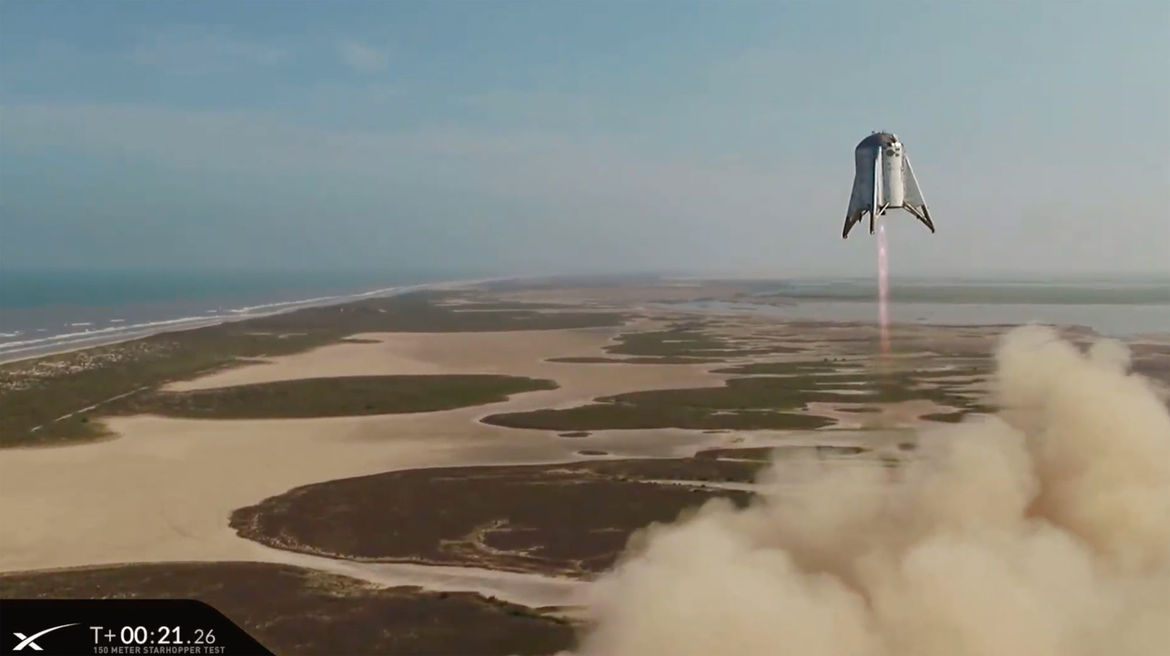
0;599;272;656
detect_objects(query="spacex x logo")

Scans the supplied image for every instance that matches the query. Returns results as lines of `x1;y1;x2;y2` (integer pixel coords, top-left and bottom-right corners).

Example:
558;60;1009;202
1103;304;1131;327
11;623;77;652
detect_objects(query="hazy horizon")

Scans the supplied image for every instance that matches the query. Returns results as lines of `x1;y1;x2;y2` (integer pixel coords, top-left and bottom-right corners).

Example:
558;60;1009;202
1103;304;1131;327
4;265;1170;285
3;1;1168;277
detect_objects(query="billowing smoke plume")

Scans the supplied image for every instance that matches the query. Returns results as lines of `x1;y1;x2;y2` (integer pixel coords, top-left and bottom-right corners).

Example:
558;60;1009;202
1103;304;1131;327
574;325;1170;656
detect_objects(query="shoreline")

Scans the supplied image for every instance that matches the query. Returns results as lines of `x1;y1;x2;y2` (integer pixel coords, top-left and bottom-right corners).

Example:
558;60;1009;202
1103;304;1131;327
8;274;1168;366
0;277;503;365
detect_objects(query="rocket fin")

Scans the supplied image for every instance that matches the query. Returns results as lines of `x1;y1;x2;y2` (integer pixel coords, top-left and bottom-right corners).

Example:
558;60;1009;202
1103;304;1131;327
843;151;873;239
902;154;935;233
902;153;925;206
843;210;861;238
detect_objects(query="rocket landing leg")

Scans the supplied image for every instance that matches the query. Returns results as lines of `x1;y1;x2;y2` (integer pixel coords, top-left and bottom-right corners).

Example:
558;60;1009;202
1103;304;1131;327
904;204;936;233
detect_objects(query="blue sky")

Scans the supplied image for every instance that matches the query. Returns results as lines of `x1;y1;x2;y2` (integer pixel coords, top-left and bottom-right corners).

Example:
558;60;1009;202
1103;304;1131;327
3;0;1168;275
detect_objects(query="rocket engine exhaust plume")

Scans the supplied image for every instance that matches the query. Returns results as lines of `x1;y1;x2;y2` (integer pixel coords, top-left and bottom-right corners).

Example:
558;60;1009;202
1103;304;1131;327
572;325;1170;656
877;221;890;356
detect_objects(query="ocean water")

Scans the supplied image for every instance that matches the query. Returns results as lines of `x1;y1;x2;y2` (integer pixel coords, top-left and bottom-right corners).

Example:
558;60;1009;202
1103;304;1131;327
0;269;464;362
669;275;1170;339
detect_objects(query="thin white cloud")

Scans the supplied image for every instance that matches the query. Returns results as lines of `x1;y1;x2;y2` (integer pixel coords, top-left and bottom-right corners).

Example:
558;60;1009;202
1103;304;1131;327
131;28;287;74
338;40;389;72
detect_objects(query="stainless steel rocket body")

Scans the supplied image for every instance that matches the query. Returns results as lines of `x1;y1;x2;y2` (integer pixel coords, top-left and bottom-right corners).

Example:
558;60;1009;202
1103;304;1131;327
843;132;935;238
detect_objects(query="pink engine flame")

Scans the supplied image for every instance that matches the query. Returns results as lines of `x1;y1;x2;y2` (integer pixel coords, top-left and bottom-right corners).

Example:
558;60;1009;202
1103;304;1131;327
876;220;890;356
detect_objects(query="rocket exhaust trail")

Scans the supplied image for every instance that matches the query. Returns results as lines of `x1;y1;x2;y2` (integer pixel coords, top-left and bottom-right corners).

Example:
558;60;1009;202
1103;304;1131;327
876;220;890;356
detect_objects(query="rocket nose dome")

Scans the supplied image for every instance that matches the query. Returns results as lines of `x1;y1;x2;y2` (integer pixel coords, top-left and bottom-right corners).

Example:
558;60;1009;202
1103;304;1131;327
856;131;899;151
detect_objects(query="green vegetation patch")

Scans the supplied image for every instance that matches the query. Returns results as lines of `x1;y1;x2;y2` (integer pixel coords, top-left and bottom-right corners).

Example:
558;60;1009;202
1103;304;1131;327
545;320;812;365
0;562;573;656
482;401;833;431
922;412;966;423
231;459;760;578
712;358;991;407
712;360;866;375
438;299;583;311
1130;345;1170;384
247;291;625;335
921;405;996;423
713;359;989;378
480;376;846;432
114;375;557;419
696;445;869;462
546;356;723;365
607;323;727;357
603;322;802;360
481;362;991;432
1;291;622;447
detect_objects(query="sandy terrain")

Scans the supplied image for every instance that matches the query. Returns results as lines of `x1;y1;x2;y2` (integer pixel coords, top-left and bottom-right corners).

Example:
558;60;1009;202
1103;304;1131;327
258;544;587;609
0;325;731;590
0;305;1005;612
166;319;668;391
163;334;447;390
491;281;758;305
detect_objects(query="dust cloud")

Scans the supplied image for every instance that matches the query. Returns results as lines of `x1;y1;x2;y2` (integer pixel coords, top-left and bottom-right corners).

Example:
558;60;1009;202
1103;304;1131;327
574;325;1170;656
